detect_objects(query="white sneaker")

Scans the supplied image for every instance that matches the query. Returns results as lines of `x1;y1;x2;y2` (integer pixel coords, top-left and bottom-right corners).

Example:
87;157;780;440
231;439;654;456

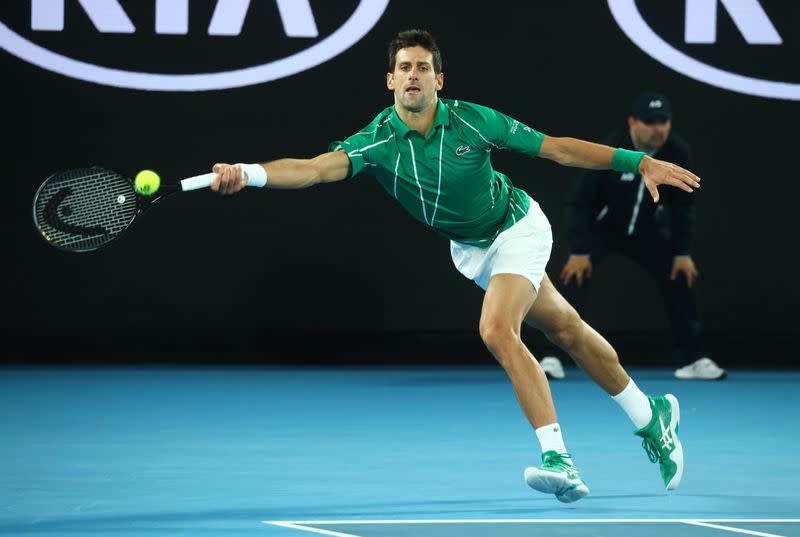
674;357;726;380
524;451;589;503
540;357;565;380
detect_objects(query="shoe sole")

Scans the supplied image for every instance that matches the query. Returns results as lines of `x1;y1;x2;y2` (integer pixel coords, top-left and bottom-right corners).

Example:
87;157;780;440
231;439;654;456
674;371;727;380
556;484;590;503
664;393;684;490
540;359;566;380
524;467;590;502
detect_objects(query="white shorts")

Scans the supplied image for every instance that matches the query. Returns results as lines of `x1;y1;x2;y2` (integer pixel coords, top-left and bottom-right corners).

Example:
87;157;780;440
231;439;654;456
450;198;553;291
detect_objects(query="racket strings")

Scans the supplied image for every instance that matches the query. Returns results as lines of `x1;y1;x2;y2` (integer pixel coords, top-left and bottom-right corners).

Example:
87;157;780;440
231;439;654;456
34;168;138;252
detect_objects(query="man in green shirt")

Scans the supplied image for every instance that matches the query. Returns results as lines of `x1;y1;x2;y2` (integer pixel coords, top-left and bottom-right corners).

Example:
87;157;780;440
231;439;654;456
211;29;699;503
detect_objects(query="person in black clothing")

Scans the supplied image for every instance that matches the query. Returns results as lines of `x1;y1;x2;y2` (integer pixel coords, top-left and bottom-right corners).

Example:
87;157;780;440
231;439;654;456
538;92;725;380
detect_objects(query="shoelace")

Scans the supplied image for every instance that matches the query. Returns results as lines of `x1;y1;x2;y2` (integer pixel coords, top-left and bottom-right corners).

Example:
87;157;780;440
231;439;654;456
642;438;662;463
543;452;576;471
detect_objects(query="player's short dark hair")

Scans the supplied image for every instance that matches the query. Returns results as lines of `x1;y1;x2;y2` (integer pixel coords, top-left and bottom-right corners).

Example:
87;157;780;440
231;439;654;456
388;29;443;73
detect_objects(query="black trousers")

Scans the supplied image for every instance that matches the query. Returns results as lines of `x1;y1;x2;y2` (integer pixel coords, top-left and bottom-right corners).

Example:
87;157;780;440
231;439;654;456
543;232;704;366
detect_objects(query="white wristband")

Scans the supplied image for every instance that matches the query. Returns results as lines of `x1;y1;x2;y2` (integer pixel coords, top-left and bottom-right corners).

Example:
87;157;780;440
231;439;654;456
237;163;267;187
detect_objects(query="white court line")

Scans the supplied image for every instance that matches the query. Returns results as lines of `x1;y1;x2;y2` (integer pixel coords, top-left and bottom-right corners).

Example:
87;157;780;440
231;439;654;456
264;519;800;525
264;518;800;536
683;520;787;537
268;521;362;537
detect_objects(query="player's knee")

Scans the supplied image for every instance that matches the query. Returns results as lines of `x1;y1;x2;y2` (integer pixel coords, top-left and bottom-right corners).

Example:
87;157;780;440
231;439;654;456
479;318;519;365
480;320;521;372
545;308;583;350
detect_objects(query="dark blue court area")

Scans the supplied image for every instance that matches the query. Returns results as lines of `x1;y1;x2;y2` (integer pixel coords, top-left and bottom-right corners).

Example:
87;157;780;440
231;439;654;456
2;366;798;536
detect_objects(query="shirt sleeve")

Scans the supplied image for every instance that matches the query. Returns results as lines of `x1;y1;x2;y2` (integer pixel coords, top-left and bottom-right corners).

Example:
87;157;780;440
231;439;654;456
328;133;371;178
464;103;545;158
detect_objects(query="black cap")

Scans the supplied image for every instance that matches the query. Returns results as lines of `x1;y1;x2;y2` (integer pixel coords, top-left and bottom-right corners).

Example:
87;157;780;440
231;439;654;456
630;92;672;123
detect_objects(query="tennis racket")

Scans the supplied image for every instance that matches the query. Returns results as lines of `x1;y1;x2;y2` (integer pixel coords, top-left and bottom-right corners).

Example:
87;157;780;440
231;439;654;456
32;166;218;253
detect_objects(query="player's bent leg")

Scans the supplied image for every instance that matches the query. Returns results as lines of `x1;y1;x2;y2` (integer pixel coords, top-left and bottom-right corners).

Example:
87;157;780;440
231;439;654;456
526;275;685;490
480;273;556;428
481;274;590;503
525;275;628;395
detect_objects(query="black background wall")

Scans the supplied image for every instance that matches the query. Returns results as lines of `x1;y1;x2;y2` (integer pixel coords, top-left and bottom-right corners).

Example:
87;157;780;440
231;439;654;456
2;1;798;365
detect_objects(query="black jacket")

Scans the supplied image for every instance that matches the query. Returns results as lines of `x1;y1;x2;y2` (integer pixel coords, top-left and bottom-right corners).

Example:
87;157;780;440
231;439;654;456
565;129;696;255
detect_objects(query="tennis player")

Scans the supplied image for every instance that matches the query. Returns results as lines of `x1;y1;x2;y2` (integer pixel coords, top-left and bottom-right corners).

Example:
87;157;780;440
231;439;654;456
211;29;695;502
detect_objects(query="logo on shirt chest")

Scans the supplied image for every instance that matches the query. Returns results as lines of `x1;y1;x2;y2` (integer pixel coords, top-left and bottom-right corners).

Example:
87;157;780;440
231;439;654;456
620;172;636;181
456;145;471;156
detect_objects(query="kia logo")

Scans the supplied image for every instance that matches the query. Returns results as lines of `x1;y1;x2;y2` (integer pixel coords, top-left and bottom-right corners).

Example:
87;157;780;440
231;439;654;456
0;0;390;91
608;0;799;101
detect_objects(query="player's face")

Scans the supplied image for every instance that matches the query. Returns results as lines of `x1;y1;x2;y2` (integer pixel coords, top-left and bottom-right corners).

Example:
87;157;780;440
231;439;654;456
628;116;672;153
387;46;443;113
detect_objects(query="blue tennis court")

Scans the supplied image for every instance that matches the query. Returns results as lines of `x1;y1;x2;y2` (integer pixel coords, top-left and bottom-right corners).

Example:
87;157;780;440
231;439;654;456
1;366;798;536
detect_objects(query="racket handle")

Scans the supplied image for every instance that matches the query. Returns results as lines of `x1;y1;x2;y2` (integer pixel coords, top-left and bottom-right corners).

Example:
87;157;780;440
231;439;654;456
180;172;217;191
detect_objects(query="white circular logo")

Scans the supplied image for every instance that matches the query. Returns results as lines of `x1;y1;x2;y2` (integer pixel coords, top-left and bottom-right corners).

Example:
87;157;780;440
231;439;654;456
0;0;389;91
608;0;799;101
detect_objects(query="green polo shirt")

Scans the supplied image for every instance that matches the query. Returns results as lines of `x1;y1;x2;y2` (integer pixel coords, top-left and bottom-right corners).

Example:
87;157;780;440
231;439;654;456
329;98;545;247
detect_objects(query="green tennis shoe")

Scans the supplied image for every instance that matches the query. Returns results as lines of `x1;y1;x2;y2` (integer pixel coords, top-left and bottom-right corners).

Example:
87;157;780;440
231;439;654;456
524;451;590;503
635;394;684;490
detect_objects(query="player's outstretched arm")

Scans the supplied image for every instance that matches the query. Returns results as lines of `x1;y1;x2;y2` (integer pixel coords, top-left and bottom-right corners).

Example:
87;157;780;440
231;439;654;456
211;150;352;195
539;136;701;203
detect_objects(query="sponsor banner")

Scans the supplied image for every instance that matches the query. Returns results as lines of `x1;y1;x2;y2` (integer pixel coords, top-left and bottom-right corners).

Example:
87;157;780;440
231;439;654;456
0;0;389;91
608;0;799;100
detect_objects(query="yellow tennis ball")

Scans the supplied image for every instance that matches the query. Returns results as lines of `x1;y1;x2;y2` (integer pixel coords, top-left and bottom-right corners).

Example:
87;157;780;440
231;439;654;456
134;169;160;196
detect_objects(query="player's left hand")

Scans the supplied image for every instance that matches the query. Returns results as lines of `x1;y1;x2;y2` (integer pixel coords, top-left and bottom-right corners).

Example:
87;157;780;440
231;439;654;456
640;156;701;203
670;255;699;287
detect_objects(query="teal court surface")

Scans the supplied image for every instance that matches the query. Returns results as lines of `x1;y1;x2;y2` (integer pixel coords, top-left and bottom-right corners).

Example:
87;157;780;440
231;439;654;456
1;366;798;536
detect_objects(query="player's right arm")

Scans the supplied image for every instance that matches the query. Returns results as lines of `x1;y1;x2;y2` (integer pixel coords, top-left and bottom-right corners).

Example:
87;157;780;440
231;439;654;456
211;150;352;194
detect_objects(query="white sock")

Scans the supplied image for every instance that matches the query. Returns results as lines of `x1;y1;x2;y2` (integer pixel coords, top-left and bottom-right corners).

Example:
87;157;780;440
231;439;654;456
535;423;568;457
612;378;653;429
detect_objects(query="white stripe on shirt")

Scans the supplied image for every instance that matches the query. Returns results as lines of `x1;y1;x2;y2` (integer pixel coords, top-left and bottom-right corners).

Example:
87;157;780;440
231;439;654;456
407;139;430;225
355;116;391;135
393;153;401;199
430;127;445;226
347;133;395;157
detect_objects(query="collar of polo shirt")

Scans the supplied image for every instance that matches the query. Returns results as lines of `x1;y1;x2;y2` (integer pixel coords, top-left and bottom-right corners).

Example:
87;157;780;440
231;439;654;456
389;99;451;138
